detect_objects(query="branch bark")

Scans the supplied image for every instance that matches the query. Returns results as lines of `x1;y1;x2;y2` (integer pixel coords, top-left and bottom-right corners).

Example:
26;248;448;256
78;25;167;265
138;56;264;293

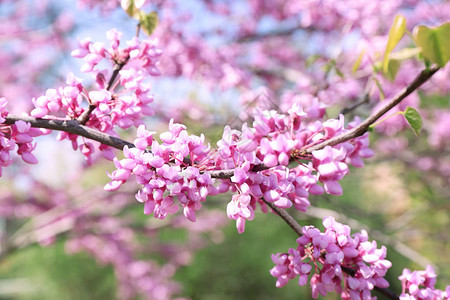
3;115;134;150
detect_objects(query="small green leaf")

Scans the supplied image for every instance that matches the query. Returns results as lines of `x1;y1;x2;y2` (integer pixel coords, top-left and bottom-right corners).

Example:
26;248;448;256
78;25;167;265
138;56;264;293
352;49;365;73
413;23;450;67
403;106;423;136
138;11;158;36
384;59;401;81
306;54;321;67
383;15;407;73
121;0;138;18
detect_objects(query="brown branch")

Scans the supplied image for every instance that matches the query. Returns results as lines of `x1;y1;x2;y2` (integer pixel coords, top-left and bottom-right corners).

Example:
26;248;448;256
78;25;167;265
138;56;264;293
4;115;134;150
77;104;97;125
374;287;400;300
236;24;311;43
106;62;126;91
262;198;303;236
4;68;438;179
339;93;370;115
77;62;127;125
300;67;439;154
209;67;440;179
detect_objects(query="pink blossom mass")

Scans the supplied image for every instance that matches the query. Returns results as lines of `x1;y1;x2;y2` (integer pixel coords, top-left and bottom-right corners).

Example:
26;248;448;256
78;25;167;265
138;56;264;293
0;0;449;299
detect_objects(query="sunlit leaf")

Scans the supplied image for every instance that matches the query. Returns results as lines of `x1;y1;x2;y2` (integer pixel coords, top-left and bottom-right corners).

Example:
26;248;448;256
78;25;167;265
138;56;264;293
413;23;450;67
384;59;401;81
138;11;158;36
383;15;406;73
306;54;321;68
403;106;423;136
121;0;138;18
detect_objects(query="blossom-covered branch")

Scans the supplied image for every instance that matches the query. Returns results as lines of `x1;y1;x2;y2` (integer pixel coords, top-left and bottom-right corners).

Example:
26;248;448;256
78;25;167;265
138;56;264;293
300;67;440;154
209;67;440;179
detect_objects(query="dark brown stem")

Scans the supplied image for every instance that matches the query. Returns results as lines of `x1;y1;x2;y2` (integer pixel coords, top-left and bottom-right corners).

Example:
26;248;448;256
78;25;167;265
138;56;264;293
77;104;97;125
4;115;134;150
136;23;141;37
373;286;400;300
339;93;370;115
262;198;303;236
106;62;126;91
77;62;127;125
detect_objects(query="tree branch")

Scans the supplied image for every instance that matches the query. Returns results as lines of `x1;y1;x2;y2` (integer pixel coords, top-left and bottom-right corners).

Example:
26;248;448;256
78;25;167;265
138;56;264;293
4;67;440;180
300;67;439;154
4;115;134;150
77;62;127;125
262;198;303;236
208;67;440;179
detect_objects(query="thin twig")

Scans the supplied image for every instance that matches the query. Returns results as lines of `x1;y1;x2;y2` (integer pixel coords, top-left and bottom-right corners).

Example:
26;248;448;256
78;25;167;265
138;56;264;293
262;198;303;236
339;93;370;115
106;62;126;91
77;62;127;125
300;67;439;154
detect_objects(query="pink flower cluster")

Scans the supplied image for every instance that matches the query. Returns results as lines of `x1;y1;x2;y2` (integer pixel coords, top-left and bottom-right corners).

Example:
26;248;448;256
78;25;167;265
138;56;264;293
0;98;47;176
105;120;216;222
29;73;107;164
270;217;391;299
28;30;163;164
72;28;161;80
71;29;162;129
30;73;84;119
399;266;450;300
105;101;375;233
214;105;373;232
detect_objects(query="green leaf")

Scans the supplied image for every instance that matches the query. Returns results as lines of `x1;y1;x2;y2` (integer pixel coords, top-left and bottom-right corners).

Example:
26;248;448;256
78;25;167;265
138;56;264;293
352;49;365;73
138;11;159;36
384;59;401;81
383;48;421;81
121;0;139;18
383;15;406;73
403;106;423;136
306;54;321;68
413;23;450;67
